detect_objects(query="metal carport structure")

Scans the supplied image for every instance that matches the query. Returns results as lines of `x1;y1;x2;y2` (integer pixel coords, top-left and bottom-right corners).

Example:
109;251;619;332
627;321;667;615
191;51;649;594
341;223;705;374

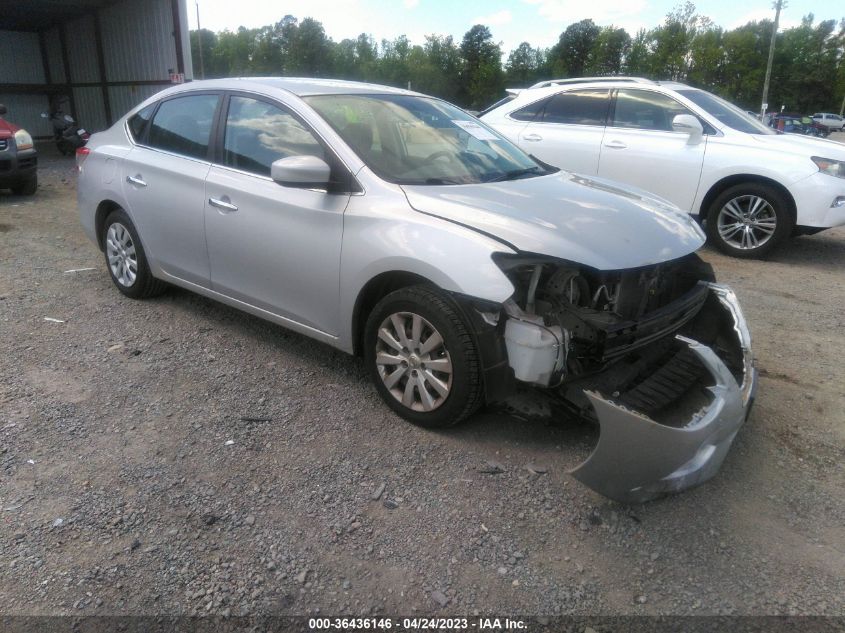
0;0;192;138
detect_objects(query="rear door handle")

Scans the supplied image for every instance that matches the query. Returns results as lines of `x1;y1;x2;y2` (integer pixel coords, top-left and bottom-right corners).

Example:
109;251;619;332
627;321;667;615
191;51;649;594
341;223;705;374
208;197;238;213
126;175;147;187
522;133;543;142
603;140;627;149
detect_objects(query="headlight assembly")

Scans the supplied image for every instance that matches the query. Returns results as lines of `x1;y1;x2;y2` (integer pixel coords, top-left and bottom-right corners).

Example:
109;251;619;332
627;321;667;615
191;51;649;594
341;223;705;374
14;128;33;151
811;156;845;179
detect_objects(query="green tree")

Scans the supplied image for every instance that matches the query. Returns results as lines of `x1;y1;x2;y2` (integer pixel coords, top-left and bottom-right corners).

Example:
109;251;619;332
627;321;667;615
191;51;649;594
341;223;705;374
459;25;504;108
549;19;600;77
588;27;631;76
189;28;218;78
286;18;333;76
505;42;547;86
648;2;712;80
625;29;651;75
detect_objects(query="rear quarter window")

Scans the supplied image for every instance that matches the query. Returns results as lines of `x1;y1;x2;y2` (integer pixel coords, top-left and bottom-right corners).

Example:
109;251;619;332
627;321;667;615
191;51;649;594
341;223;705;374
510;98;549;122
127;104;155;142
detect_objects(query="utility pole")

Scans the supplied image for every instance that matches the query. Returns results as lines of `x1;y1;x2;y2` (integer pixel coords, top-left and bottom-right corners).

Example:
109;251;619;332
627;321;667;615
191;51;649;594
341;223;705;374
760;0;784;118
195;0;205;80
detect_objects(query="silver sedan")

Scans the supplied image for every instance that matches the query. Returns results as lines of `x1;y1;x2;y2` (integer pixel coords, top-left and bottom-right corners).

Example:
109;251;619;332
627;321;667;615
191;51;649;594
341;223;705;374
77;78;756;503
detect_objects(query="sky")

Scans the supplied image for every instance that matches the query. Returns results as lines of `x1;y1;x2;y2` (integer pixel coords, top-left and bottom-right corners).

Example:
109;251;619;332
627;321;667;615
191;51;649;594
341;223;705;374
187;0;838;56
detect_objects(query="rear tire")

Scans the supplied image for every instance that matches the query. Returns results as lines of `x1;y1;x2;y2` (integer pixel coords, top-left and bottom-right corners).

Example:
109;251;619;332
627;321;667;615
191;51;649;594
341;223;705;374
705;183;793;259
364;285;483;428
102;208;167;299
11;174;37;196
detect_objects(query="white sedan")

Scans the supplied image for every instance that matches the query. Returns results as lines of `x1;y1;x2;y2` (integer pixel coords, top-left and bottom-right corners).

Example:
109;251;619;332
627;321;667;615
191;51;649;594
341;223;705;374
481;78;845;258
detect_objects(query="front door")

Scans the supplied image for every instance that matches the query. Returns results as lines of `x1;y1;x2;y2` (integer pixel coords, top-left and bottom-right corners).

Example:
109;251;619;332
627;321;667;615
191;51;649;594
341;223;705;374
203;94;351;336
597;88;707;212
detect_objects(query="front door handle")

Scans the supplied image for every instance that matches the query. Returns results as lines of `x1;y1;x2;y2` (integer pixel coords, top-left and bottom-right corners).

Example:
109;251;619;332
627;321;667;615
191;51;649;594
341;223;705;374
522;133;543;142
208;197;238;213
126;175;147;187
604;140;627;149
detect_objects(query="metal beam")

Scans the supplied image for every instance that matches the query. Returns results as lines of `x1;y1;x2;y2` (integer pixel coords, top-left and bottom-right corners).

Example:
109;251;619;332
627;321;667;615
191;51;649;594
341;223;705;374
171;0;185;75
57;22;77;120
37;30;52;85
93;10;112;127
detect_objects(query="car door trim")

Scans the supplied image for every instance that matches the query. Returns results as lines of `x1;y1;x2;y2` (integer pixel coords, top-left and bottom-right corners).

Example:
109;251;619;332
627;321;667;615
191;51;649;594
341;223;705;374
157;268;340;346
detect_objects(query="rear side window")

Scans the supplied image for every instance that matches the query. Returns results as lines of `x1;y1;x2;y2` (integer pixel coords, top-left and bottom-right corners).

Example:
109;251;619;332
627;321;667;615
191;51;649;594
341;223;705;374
541;90;610;125
222;95;325;177
612;89;691;132
147;94;219;160
127;104;155;142
510;98;549;121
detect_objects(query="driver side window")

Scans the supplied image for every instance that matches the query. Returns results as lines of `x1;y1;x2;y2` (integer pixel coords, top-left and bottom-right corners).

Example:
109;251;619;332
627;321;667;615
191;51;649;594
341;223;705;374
612;89;693;132
223;96;325;177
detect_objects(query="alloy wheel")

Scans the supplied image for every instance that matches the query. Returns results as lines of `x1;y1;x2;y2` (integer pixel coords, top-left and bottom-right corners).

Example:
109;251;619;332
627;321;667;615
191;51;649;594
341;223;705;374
375;311;453;412
106;222;138;287
716;195;777;250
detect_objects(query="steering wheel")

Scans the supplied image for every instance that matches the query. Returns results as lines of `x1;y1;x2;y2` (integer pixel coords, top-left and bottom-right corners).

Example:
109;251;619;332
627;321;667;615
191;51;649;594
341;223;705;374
421;150;460;165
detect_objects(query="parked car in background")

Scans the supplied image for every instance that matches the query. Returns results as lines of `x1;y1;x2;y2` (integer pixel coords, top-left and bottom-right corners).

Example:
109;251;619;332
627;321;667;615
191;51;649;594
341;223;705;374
811;112;845;132
77;78;756;503
768;113;829;137
0;103;38;195
481;78;845;258
768;113;810;135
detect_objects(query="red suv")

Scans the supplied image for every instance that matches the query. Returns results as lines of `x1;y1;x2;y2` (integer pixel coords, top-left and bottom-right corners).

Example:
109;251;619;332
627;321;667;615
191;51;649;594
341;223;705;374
0;104;38;195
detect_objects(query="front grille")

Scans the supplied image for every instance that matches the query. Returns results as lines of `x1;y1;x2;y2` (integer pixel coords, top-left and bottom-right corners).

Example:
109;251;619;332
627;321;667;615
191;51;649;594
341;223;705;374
0;139;8;150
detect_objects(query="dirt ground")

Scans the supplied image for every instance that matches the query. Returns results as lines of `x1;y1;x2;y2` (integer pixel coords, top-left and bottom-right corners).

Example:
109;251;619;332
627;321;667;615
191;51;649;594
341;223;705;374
1;144;843;618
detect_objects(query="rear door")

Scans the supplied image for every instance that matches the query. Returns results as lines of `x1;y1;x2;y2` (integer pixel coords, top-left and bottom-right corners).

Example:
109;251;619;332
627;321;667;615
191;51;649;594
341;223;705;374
597;88;707;212
203;93;352;335
516;89;610;174
122;92;220;285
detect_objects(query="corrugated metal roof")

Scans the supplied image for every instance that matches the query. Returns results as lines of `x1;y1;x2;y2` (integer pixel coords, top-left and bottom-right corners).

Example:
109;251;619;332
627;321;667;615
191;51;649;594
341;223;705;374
0;0;116;31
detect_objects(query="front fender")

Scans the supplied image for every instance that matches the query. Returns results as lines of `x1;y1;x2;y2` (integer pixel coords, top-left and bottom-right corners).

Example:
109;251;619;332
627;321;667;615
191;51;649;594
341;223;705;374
338;179;516;352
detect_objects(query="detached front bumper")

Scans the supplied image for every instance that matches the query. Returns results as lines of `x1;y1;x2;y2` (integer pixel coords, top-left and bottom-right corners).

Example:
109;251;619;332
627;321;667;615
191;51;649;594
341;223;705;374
569;284;757;504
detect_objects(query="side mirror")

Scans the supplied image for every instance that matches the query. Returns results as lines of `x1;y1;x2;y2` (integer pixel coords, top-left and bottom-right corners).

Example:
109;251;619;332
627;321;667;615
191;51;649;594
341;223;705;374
0;104;7;116
270;155;331;188
672;114;704;145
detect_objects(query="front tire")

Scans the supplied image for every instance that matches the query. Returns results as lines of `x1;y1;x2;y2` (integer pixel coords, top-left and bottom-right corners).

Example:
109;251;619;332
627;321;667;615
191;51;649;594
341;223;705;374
706;183;793;258
102;209;167;299
364;285;483;428
11;174;37;196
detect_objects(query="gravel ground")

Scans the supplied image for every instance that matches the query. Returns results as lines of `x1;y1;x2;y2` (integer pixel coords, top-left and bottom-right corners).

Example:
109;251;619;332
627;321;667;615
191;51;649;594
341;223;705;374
1;144;843;617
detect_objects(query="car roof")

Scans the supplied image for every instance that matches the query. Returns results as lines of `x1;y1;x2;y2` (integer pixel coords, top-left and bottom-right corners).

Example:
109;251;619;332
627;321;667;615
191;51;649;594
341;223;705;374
181;77;421;97
524;77;693;91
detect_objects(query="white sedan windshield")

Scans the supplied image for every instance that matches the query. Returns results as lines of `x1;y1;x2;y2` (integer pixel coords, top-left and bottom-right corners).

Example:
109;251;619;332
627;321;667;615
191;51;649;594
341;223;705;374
306;94;553;185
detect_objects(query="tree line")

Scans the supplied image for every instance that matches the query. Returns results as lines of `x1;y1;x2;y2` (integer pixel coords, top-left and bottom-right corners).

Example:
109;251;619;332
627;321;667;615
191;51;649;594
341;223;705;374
190;2;845;114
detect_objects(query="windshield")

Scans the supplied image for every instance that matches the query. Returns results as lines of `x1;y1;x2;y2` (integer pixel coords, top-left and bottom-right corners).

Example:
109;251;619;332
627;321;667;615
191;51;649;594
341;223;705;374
676;89;775;135
305;94;553;185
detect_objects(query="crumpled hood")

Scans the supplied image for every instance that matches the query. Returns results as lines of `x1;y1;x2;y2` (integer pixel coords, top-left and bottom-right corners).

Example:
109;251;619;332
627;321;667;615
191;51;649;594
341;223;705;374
401;172;706;270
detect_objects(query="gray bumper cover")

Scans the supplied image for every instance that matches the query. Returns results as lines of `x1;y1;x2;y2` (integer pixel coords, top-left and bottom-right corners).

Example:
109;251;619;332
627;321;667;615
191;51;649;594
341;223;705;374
569;284;757;504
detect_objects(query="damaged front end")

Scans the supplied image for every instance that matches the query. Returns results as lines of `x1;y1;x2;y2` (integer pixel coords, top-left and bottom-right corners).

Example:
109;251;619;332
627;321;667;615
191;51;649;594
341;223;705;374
488;254;757;504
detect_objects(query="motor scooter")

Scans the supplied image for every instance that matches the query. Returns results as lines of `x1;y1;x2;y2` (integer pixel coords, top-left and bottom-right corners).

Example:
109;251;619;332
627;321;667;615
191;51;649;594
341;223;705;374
41;109;90;156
